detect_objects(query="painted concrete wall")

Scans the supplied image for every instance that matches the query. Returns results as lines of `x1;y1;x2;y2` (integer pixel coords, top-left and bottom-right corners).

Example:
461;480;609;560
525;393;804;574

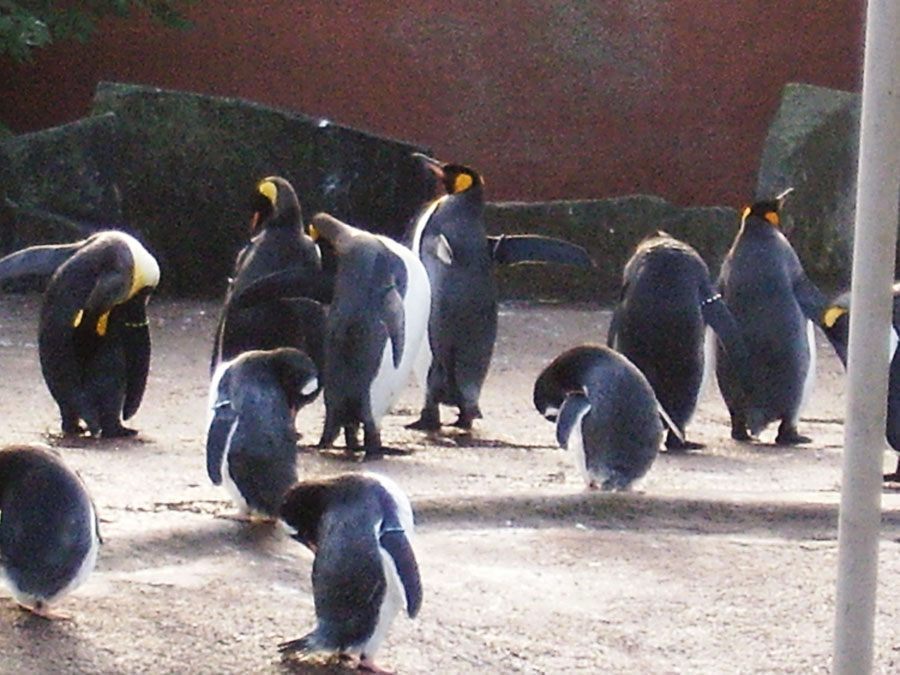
0;2;863;207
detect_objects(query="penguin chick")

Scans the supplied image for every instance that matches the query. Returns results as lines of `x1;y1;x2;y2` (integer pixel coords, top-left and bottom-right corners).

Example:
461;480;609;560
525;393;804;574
608;231;753;450
405;153;594;432
821;284;900;480
534;345;664;490
310;213;430;460
715;189;829;445
279;472;422;674
0;230;159;438
212;176;326;375
207;348;319;520
0;444;101;619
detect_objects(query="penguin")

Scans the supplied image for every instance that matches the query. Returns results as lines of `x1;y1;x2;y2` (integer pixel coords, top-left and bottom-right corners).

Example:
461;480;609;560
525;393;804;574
608;231;753;450
279;472;422;674
405;153;594;431
533;345;664;490
0;230;160;437
274;213;427;460
821;284;900;480
0;444;101;619
207;348;319;520
211;176;327;375
715;189;829;445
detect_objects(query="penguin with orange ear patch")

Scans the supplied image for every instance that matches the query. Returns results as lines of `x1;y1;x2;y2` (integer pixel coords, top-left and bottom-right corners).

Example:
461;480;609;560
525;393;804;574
0;230;159;437
406;153;593;432
715;189;829;445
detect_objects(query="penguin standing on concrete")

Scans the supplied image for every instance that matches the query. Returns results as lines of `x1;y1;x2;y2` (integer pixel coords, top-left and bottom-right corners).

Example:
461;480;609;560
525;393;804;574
608;231;752;450
406;153;594;431
0;444;101;619
206;348;319;520
715;189;828;444
0;230;159;437
821;285;900;480
533;345;664;490
279;472;422;674
212;176;326;374
310;213;430;459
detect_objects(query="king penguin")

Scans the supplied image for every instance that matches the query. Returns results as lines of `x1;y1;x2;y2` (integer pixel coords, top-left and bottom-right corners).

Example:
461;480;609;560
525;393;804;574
279;472;422;674
821;284;900;480
533;345;664;490
715;189;829;445
0;230;160;437
608;231;752;450
207;348;319;520
0;444;101;619
310;213;430;459
212;176;326;374
405;153;593;432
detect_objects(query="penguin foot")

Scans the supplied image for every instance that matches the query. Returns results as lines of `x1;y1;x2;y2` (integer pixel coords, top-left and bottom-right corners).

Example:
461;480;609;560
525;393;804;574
101;425;138;439
665;433;705;452
883;472;900;483
406;409;441;431
730;427;752;442
358;657;393;674
452;407;482;430
363;446;412;461
19;601;71;621
62;421;88;437
775;426;811;445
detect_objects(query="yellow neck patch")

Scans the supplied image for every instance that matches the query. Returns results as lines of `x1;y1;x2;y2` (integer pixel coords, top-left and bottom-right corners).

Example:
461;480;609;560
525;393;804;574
259;180;278;206
453;173;474;193
95;312;110;336
823;306;848;328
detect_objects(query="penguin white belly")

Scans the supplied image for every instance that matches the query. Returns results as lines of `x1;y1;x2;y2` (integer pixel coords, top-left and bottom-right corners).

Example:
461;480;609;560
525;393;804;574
359;546;406;660
47;502;101;605
564;406;594;488
796;320;817;424
368;238;431;422
220;418;250;515
367;472;416;534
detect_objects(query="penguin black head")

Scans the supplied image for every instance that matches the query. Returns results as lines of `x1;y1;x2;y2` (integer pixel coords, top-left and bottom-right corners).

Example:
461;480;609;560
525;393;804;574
412;153;483;196
250;176;303;234
742;187;794;228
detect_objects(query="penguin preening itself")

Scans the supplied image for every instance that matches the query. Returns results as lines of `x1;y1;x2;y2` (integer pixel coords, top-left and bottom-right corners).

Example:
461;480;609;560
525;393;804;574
533;345;664;490
279;472;422;674
207;348;319;521
608;231;753;450
821;285;900;481
715;189;829;445
211;176;327;375
0;230;159;437
310;213;429;459
405;153;594;432
0;444;100;619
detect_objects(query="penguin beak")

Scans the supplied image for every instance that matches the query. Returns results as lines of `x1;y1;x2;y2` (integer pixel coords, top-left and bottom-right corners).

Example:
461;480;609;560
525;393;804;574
412;152;446;179
250;211;261;235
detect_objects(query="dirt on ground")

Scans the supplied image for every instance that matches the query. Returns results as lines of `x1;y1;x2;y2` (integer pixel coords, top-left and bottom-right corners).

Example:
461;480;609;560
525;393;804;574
1;293;900;674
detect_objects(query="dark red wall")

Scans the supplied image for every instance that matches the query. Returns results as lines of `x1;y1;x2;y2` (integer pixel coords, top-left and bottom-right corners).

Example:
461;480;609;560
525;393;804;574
0;1;863;206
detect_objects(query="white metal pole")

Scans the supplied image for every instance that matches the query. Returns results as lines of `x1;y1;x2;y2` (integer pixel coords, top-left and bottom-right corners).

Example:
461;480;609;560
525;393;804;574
833;1;900;672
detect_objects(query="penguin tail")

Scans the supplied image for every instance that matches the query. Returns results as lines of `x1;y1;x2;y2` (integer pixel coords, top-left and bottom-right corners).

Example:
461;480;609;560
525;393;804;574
278;630;321;655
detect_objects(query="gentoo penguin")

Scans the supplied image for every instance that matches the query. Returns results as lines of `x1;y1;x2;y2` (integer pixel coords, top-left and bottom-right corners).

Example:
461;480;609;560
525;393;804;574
211;176;327;374
821;285;900;480
279;472;422;674
715;189;828;444
533;345;664;490
0;230;160;437
405;153;594;431
307;213;430;459
207;348;319;520
608;231;752;450
0;444;101;619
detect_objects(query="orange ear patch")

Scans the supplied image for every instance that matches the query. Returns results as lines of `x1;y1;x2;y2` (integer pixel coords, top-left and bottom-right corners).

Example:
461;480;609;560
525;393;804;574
453;173;474;193
764;211;780;227
258;180;278;205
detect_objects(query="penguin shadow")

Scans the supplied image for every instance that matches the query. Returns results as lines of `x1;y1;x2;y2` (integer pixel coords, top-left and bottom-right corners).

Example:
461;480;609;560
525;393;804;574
278;653;358;674
43;431;151;451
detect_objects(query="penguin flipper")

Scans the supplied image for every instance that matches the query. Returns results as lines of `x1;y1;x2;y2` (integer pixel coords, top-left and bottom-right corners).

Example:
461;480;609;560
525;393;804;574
793;274;829;325
121;299;151;419
230;267;334;310
607;305;622;349
380;285;405;368
556;392;591;448
488;235;595;268
206;408;237;484
379;528;422;618
701;291;754;397
0;242;83;283
277;630;319;655
270;347;320;409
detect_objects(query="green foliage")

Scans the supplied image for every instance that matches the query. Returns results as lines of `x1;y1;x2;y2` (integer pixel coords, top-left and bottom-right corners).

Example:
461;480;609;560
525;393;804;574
0;0;195;62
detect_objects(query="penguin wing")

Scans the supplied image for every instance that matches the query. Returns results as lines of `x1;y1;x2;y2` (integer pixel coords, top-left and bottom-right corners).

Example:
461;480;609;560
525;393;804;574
380;284;406;369
488;235;595;268
228;266;334;309
556;392;592;448
119;297;152;419
793;274;829;325
0;242;83;283
206;406;237;485
270;347;320;409
700;287;754;398
379;524;422;618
